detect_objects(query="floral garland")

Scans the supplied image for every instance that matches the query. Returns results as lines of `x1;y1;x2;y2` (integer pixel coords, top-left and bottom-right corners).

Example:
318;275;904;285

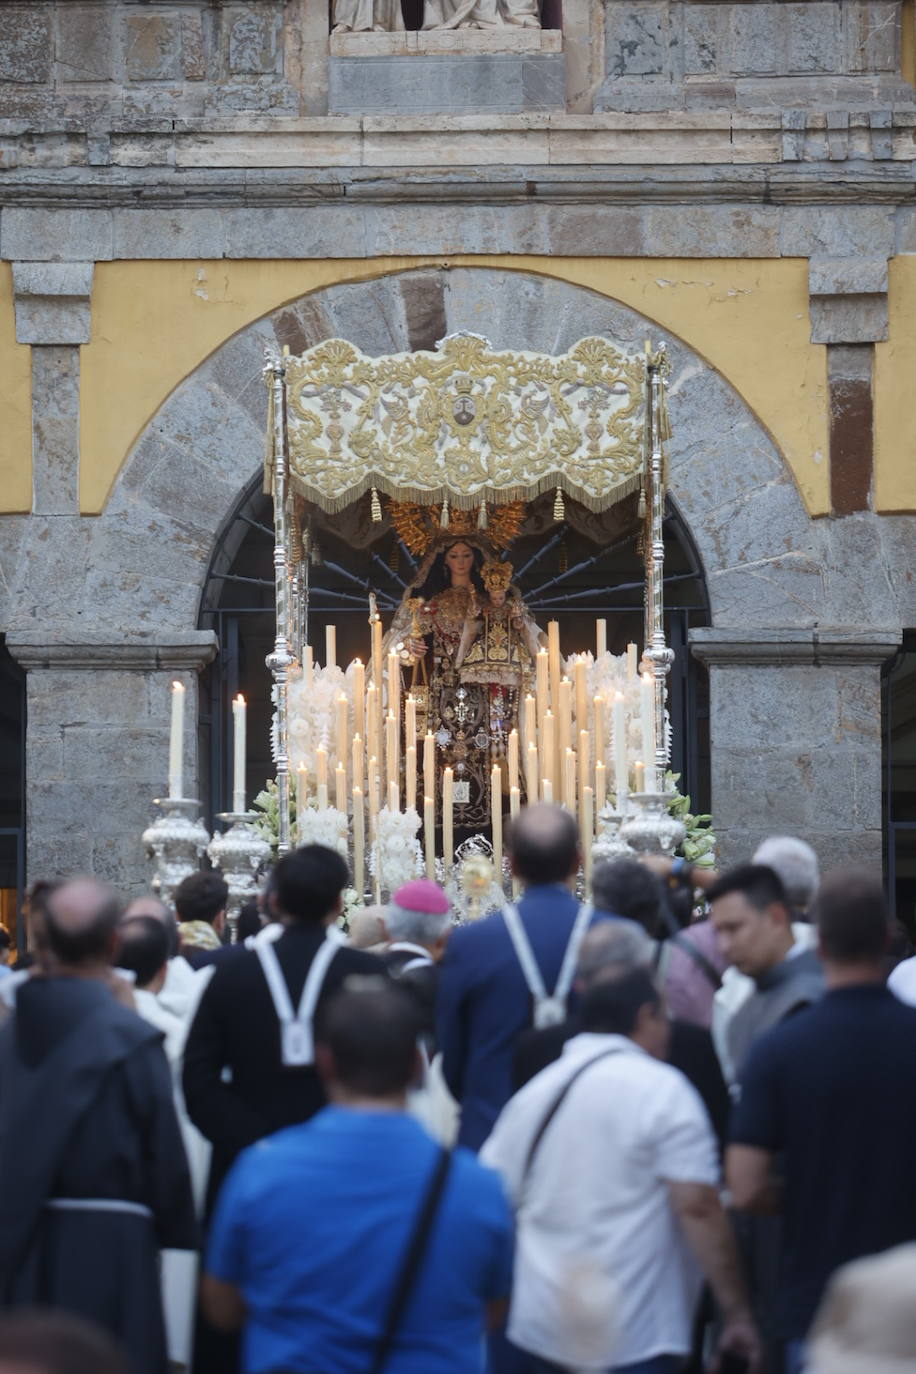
371;805;422;895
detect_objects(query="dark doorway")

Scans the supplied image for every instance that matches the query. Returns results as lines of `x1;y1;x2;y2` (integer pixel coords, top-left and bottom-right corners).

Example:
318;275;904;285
199;480;711;830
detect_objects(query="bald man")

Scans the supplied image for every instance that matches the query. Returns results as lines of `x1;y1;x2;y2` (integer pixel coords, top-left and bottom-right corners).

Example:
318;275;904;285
437;804;610;1150
0;878;196;1374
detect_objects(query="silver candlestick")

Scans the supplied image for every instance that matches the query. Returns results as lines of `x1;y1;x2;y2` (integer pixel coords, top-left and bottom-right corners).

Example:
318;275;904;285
142;798;210;906
207;812;273;942
620;791;686;857
592;801;634;867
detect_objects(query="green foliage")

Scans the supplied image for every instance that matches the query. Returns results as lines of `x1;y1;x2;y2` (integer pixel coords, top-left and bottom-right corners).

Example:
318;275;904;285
665;771;716;867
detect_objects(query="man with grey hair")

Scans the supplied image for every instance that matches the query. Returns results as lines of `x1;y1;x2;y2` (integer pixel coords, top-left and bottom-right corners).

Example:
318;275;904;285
752;835;820;915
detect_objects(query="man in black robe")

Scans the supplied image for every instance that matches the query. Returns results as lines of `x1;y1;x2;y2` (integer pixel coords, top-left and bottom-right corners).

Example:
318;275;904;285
0;878;197;1374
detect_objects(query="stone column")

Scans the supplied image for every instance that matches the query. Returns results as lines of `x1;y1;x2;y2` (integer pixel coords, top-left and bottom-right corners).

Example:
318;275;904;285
6;632;218;896
690;627;899;873
12;262;94;516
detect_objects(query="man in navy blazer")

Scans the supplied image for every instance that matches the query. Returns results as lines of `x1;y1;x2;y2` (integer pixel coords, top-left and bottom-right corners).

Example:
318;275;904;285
438;804;603;1150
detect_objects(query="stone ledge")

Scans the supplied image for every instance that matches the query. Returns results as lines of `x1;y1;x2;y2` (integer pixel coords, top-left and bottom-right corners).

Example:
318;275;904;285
12;260;94;345
329;29;560;56
689;627;901;667
6;631;219;672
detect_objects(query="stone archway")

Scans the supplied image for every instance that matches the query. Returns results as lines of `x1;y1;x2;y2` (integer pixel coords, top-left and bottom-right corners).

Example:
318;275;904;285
7;266;901;886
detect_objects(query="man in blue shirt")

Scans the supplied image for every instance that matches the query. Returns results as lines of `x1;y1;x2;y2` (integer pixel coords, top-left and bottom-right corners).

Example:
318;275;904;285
202;981;513;1374
728;869;916;1374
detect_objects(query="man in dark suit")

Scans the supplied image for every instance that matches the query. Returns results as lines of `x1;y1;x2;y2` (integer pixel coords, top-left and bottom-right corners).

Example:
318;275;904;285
437;804;605;1151
182;844;384;1374
183;845;385;1206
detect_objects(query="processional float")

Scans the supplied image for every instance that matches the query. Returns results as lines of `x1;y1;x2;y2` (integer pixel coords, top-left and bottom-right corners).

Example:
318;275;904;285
260;331;684;911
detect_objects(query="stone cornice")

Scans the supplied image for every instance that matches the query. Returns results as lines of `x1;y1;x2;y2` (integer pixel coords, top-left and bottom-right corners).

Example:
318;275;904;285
689;627;901;667
6;631;219;672
0;110;914;210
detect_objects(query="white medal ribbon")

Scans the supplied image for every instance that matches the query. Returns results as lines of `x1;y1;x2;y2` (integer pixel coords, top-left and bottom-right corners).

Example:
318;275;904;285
502;902;593;1029
256;929;343;1066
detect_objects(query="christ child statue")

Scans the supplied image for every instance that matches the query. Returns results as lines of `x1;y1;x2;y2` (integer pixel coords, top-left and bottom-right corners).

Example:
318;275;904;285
456;559;540;690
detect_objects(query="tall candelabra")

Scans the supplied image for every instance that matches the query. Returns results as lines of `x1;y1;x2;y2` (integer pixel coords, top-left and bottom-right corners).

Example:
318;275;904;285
142;797;210;906
207;812;273;943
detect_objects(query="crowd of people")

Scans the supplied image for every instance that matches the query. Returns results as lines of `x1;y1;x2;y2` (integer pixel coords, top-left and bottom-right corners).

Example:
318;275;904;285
1;804;916;1374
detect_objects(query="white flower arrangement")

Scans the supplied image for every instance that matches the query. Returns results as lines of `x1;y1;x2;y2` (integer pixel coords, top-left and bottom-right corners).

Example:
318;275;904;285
286;661;352;790
371;805;422;897
296;804;349;860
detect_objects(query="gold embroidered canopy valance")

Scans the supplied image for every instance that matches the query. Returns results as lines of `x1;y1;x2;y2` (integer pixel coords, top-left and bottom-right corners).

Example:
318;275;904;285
277;332;647;515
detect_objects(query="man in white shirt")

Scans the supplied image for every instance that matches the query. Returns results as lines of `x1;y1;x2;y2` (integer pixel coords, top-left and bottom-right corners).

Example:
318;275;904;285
482;968;760;1374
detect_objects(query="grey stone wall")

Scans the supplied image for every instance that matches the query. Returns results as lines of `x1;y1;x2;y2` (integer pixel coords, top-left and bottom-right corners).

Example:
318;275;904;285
0;0;911;120
691;630;900;872
6;635;216;894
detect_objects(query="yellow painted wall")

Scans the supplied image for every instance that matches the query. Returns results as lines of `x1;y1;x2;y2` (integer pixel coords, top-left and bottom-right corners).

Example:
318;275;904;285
875;256;916;511
76;255;828;516
0;264;32;513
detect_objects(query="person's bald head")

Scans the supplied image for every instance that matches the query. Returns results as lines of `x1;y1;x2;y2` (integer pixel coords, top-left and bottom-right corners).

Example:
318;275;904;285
347;904;388;950
124;894;178;959
44;878;124;970
507;804;580;887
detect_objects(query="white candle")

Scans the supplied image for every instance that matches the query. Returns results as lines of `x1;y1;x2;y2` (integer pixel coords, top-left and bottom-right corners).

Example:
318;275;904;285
523;694;537;754
424;795;435;879
633;759;644;794
542;777;553;805
368;756;379;840
388;779;399;814
336;763;347;813
423;730;435;802
596;619;607;658
387;649;401;729
558;678;572;783
443;766;454;869
168;680;185;800
305;644;313;690
573;655;588;737
583;786;594;883
405;694;417;745
543;712;556;797
372;617;383;691
578;729;589;813
406;744;417;815
366;684;379;768
296;763;307;844
316;745;328;790
353;785;365;896
325;624;336;670
232;693;246;813
507;729;520;795
613;692;628;808
595;759;607;808
594;694;605;769
352;659;365;743
627;642;638;682
491;764;503;878
336;694;348;785
352;733;364;792
317;781;329;811
640;673;657;792
535;650;549;733
386;712;399;806
526;742;539;803
565;749;577;817
509;785;521;897
547;621;561;712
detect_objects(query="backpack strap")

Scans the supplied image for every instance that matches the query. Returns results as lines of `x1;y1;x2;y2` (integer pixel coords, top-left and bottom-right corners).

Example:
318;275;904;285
368;1147;452;1374
522;1048;623;1180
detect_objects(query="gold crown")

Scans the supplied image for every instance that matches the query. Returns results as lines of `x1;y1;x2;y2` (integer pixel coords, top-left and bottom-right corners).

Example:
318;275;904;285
388;500;525;558
482;560;513;591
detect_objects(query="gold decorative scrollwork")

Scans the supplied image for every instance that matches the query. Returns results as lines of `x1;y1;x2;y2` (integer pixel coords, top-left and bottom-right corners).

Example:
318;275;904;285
282;332;647;515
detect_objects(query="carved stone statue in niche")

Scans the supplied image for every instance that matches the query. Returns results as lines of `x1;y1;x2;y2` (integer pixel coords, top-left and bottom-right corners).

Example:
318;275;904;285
332;0;405;31
422;0;540;27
